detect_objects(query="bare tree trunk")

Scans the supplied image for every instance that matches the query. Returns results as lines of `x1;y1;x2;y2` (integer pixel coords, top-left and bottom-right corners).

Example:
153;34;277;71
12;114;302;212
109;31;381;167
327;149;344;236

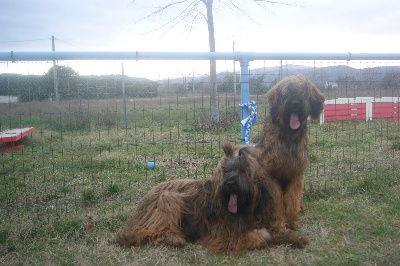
131;0;299;126
204;0;219;126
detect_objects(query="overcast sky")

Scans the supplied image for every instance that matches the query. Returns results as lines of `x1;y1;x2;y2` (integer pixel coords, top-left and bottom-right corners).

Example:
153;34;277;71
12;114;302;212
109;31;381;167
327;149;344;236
1;0;399;77
1;0;399;53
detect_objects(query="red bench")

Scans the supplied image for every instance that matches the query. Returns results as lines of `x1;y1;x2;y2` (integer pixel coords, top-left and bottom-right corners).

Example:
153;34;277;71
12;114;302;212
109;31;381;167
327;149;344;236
0;127;35;152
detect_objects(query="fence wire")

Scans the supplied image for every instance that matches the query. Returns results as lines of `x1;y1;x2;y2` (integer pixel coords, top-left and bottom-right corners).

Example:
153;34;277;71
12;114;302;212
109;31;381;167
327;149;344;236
0;59;399;224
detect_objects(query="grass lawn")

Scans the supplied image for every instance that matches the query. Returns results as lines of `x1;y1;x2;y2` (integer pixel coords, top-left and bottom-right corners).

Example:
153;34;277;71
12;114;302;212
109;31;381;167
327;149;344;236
0;98;399;265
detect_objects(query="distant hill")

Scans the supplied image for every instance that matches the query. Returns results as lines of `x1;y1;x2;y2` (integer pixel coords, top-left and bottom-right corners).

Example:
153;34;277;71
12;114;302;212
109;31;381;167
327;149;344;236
159;64;400;85
82;74;154;83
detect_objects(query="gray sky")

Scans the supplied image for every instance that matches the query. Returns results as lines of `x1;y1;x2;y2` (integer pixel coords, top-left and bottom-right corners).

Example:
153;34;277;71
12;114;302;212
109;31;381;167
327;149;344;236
1;0;399;53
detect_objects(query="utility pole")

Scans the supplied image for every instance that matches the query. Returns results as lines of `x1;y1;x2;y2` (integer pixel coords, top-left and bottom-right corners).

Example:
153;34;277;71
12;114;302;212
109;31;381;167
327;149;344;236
233;40;236;95
121;63;127;129
52;36;59;101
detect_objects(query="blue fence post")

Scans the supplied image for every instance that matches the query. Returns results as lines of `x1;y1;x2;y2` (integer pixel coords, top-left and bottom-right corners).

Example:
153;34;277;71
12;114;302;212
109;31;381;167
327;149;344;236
240;58;250;144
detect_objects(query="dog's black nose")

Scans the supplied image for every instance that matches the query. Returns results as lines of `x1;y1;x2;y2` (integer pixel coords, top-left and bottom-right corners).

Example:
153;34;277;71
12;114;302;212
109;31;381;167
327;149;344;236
291;100;301;106
226;180;235;186
224;179;237;189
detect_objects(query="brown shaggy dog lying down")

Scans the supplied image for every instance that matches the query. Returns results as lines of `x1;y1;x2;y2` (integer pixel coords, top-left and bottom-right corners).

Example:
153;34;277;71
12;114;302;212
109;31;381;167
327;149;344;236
114;143;308;254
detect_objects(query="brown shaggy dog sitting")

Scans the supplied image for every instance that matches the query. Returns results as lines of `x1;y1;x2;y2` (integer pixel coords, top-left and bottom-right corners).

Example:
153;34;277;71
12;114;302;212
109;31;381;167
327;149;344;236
244;75;325;245
115;144;273;254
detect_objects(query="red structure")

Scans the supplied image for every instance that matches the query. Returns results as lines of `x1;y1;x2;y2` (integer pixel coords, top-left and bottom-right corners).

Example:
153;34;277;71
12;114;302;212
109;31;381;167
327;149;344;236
0;127;35;152
321;97;399;124
372;102;400;120
324;103;366;122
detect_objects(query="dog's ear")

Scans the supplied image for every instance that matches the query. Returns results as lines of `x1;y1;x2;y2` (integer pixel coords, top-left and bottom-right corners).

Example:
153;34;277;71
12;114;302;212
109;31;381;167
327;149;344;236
238;146;251;157
270;106;279;124
267;87;280;123
238;151;256;178
222;143;234;157
207;203;217;222
255;183;270;213
266;87;277;109
238;146;261;159
309;84;325;119
238;151;248;172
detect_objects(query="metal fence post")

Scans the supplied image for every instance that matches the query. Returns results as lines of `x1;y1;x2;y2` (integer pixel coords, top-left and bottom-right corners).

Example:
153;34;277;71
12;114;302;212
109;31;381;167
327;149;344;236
240;58;250;144
122;63;127;129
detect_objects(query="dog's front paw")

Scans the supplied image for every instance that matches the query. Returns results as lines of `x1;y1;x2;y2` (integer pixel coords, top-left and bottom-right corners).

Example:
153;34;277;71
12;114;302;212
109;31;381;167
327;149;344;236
253;228;271;242
271;229;310;249
163;233;187;247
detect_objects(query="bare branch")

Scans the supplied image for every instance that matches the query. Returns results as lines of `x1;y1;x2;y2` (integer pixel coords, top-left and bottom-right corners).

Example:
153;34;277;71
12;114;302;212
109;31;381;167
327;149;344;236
137;0;202;36
253;0;305;8
132;0;302;35
135;0;194;23
223;1;261;24
218;0;302;26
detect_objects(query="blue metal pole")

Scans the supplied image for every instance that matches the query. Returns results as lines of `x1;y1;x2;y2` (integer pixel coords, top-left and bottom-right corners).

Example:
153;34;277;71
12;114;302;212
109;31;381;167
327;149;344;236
240;59;250;144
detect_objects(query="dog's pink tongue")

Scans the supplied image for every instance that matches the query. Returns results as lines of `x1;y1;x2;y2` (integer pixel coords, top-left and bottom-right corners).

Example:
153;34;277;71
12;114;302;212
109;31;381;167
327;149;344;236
228;194;238;213
290;113;300;130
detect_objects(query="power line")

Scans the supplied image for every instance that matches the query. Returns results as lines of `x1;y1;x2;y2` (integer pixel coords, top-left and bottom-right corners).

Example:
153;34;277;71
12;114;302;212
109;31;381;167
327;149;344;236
54;37;85;50
0;38;50;44
0;36;85;50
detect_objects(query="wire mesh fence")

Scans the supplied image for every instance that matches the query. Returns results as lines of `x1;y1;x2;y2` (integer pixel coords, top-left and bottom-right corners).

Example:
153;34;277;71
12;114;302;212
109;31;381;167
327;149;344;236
0;58;399;225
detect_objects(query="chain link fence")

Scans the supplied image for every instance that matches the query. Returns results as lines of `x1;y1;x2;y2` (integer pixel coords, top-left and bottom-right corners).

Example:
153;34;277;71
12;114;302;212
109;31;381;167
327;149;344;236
1;58;399;225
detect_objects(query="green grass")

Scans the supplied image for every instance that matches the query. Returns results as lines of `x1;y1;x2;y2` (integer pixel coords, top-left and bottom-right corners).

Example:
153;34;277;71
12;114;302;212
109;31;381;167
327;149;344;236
0;97;399;265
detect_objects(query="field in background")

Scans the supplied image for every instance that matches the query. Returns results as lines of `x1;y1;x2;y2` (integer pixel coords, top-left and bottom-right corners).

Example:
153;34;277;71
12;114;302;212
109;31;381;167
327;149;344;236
0;93;399;265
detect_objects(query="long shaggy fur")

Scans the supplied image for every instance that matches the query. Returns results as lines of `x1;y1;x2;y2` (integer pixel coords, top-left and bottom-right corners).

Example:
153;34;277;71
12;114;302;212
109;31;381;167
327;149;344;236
244;75;325;247
115;144;273;254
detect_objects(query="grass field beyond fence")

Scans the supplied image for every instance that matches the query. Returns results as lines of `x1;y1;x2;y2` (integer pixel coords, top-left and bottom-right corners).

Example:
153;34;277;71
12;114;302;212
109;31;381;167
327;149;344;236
0;93;399;265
